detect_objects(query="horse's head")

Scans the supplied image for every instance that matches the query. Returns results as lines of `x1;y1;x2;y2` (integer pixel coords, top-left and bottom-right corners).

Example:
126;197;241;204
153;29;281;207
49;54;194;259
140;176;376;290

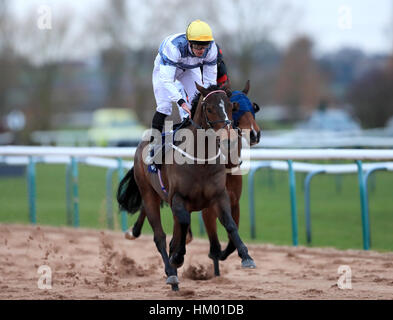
194;82;238;145
230;80;261;146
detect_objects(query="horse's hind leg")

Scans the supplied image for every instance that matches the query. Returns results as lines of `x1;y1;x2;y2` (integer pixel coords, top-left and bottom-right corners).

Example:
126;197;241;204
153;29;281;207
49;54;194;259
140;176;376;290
221;176;242;261
125;208;146;240
220;202;240;261
216;193;256;269
202;208;222;276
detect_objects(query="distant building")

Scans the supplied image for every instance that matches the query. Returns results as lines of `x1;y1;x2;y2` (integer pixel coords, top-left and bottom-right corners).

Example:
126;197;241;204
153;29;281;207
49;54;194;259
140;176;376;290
297;108;361;131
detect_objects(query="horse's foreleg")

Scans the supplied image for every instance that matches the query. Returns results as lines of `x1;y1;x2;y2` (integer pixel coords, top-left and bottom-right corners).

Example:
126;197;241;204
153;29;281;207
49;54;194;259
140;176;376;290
169;194;190;269
216;194;256;269
143;197;179;290
202;208;222;276
125;208;146;240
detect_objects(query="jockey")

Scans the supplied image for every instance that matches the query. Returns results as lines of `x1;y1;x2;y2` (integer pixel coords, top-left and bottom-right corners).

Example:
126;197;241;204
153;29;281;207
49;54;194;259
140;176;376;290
147;19;218;163
175;43;230;120
175;42;229;120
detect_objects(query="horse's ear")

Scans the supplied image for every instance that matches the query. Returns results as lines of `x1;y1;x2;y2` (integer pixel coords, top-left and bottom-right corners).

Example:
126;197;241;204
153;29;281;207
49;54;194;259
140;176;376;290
253;102;260;113
223;85;232;98
232;102;240;112
195;82;209;97
242;80;250;95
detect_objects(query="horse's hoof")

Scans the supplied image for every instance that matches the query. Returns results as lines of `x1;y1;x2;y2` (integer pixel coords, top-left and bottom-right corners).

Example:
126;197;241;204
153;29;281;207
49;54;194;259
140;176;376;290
124;230;136;240
241;259;256;269
166;275;179;285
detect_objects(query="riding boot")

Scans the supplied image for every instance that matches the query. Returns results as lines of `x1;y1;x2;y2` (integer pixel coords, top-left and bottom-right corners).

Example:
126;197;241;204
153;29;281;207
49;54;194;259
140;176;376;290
145;111;167;166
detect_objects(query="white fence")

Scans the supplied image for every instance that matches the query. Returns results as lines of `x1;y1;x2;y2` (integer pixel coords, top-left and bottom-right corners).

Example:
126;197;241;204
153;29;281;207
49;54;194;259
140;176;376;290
1;146;393;250
2;145;393;160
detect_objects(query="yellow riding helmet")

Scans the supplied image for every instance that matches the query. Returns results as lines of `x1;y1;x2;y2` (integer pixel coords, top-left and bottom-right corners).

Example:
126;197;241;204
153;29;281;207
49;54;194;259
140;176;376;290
186;19;214;42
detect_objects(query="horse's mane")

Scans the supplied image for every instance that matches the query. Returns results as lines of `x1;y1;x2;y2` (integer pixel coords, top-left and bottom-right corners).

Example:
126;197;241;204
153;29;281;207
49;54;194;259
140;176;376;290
190;84;231;119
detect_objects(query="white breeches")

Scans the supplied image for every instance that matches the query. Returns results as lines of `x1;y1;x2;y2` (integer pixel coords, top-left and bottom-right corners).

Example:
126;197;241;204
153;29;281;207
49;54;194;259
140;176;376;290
152;64;202;119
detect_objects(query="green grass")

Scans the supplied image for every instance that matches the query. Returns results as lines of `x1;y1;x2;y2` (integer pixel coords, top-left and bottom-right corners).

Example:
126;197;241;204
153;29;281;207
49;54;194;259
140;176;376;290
0;164;392;251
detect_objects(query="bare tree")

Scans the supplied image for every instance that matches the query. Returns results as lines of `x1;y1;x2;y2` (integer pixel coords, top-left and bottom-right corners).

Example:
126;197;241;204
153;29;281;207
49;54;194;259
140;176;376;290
349;58;393;128
0;0;11;122
84;0;301;124
0;0;12;51
85;0;189;123
274;36;328;119
86;0;134;110
0;0;22;129
201;0;300;82
13;7;78;131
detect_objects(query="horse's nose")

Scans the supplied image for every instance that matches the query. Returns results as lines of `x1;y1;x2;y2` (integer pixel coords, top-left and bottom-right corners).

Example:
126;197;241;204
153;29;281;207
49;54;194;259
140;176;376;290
250;130;261;145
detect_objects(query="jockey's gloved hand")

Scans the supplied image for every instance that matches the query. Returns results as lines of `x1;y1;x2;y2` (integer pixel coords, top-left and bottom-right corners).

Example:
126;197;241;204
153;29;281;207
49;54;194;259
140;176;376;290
178;99;192;118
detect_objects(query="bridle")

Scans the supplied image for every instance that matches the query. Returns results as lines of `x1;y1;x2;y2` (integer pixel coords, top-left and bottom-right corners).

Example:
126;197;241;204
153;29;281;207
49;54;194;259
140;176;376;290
201;90;233;130
169;90;238;164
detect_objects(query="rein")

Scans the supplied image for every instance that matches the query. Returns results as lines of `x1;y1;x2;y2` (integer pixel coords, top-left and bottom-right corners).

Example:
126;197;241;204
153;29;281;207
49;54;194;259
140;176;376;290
202;89;227;101
169;143;222;162
168;89;230;163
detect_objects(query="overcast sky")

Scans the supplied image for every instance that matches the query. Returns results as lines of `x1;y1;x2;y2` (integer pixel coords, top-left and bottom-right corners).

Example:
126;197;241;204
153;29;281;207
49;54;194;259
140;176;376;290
286;0;393;54
10;0;393;55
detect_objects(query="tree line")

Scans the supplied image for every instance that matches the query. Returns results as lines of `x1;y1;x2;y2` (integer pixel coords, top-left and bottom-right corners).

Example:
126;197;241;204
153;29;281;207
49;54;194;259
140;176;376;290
1;0;392;144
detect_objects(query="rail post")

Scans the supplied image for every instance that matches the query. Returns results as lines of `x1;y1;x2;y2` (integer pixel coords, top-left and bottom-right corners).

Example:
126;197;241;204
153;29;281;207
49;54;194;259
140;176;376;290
356;160;370;250
247;162;271;239
304;169;326;245
106;168;116;230
198;211;205;235
71;157;80;228
117;158;127;232
363;166;388;249
65;164;73;226
27;156;37;224
287;160;299;246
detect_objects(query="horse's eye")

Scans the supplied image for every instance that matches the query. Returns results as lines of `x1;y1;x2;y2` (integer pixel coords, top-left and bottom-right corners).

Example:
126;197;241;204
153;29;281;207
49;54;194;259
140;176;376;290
207;108;213;114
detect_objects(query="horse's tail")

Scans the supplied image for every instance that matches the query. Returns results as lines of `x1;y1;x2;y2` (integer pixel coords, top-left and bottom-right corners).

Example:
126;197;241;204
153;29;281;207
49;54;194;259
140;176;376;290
116;166;142;214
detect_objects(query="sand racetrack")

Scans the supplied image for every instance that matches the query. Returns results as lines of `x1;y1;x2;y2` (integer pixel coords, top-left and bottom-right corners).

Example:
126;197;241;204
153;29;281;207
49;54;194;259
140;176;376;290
1;224;392;300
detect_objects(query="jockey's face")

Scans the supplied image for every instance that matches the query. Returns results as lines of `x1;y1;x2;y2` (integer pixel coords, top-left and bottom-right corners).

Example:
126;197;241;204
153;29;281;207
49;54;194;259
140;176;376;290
191;43;209;57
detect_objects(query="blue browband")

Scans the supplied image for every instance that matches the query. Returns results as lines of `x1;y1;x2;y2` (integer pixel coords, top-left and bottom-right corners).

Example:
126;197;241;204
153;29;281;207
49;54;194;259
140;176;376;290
230;91;255;124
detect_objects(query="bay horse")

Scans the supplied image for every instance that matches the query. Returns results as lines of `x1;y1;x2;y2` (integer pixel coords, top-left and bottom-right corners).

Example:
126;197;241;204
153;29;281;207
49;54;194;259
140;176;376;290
117;83;256;291
124;81;261;277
